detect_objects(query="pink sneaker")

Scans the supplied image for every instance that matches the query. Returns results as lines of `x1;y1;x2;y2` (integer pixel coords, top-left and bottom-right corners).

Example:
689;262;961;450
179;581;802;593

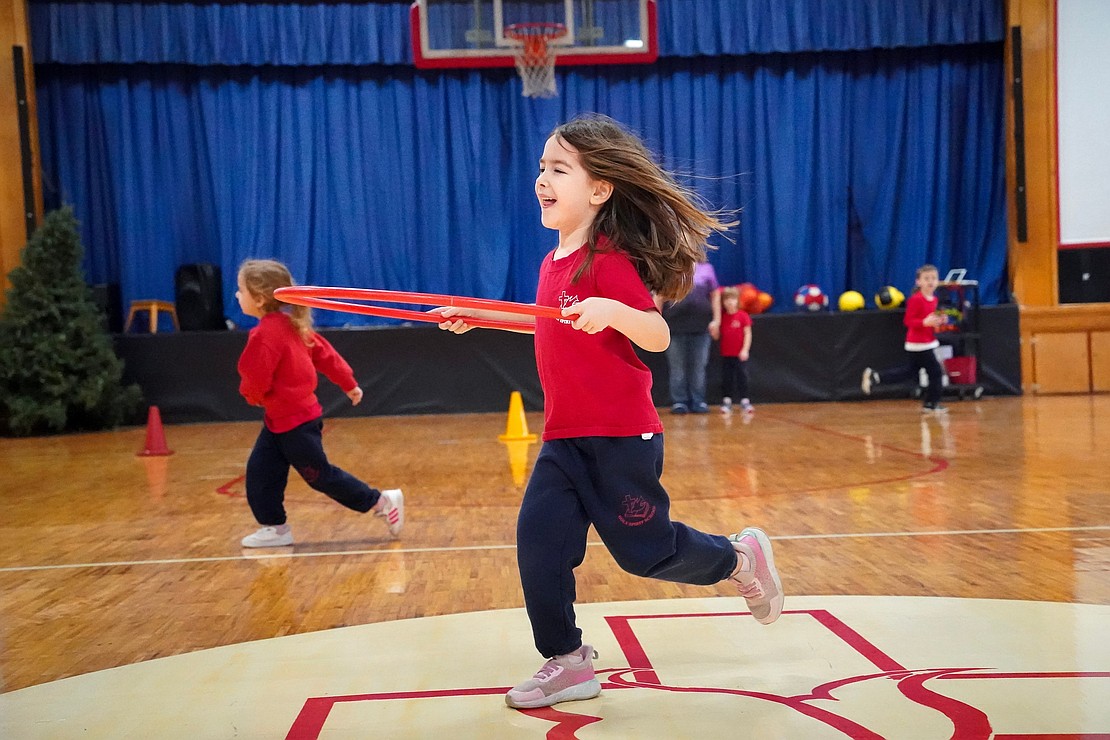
505;645;601;709
728;527;784;625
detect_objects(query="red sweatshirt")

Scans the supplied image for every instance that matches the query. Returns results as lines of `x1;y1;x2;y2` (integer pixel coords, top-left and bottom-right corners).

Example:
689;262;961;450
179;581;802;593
237;312;358;433
903;291;940;348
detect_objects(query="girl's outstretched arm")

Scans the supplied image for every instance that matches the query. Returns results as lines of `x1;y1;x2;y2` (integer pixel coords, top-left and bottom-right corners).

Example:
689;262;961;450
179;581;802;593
432;306;536;335
563;297;670;352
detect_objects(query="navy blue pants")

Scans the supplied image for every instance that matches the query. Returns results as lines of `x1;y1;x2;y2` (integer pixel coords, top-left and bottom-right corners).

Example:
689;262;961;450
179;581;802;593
666;332;713;407
720;356;750;401
878;349;945;406
246;418;379;526
517;434;738;658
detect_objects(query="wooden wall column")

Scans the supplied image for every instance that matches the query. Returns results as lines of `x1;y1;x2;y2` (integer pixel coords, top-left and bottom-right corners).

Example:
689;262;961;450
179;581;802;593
1006;0;1110;393
0;0;41;310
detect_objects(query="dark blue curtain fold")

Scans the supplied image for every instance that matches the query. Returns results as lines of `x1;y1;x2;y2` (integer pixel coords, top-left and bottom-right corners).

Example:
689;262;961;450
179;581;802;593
660;0;1004;57
36;40;1007;327
30;0;1004;66
30;2;412;66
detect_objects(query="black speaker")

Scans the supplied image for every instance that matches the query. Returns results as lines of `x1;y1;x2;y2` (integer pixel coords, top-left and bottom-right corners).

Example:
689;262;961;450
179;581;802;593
1011;26;1028;243
1058;247;1110;304
12;45;37;239
175;263;226;331
90;283;123;333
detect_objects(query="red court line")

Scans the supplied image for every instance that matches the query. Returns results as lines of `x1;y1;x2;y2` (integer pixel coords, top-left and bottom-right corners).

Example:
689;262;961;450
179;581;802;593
945;671;1110;680
215;474;244;497
994;735;1110;739
608;609;906;675
896;669;993;737
756;410;949;494
285;687;508;739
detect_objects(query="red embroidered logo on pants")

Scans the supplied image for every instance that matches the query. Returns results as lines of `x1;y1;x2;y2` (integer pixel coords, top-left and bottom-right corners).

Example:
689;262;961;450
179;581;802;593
618;495;656;526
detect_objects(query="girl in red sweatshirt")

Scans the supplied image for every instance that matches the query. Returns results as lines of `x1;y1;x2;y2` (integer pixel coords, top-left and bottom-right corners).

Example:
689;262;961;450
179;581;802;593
861;264;949;413
235;259;402;548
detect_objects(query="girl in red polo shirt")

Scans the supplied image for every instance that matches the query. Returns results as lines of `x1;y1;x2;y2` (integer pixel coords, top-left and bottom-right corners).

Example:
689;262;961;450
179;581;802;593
436;114;784;710
235;259;402;548
718;285;755;414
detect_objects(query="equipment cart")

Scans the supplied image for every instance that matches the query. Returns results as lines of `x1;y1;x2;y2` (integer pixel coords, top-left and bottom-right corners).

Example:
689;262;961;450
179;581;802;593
933;269;984;400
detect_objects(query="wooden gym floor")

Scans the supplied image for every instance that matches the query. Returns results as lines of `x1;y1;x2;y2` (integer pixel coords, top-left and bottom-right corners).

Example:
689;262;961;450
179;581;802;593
1;395;1108;737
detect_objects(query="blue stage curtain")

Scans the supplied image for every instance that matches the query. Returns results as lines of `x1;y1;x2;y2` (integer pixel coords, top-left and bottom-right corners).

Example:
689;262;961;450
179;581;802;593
29;2;412;66
36;39;1006;327
660;0;1004;56
30;0;1004;66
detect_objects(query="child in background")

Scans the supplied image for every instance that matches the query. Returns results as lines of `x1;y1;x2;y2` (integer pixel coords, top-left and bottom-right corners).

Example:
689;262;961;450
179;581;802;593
435;114;783;710
235;259;403;548
861;263;949;413
718;286;754;414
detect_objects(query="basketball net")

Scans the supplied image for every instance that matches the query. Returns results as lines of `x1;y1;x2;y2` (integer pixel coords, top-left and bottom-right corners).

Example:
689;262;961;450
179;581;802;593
505;23;566;99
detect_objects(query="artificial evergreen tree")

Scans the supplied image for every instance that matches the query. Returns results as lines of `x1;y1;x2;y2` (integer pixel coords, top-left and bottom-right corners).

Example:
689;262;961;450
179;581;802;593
0;206;141;435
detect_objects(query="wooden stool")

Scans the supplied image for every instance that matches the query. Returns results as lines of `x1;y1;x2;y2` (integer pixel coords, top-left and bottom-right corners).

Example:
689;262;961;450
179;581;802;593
125;300;180;333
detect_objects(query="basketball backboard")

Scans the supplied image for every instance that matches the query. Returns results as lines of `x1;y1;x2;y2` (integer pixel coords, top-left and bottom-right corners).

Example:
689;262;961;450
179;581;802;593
410;0;658;69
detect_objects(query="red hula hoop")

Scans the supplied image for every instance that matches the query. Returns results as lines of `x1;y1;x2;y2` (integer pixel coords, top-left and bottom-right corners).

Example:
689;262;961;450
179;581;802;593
273;286;567;332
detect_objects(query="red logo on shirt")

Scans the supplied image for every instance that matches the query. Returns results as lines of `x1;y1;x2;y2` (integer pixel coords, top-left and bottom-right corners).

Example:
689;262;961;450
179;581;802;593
618;495;656;526
558;290;579;325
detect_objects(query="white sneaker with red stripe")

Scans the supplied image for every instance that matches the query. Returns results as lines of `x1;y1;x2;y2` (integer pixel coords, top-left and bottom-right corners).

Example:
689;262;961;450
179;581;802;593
377;489;404;536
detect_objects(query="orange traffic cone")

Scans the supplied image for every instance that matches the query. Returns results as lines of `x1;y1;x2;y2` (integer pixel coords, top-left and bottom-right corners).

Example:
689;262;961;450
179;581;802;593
498;391;537;442
137;406;174;456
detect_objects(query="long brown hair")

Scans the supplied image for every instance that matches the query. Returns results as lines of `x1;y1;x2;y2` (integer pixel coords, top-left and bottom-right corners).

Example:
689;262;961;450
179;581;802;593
238;259;313;342
550;114;737;301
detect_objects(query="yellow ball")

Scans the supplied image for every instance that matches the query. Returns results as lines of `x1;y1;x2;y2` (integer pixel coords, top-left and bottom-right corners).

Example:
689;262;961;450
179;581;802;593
875;286;905;310
838;290;865;311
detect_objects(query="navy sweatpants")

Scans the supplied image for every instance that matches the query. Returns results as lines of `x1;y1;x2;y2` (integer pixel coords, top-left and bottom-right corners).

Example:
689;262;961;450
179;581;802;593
246;418;379;526
878;348;945;406
517;434;738;658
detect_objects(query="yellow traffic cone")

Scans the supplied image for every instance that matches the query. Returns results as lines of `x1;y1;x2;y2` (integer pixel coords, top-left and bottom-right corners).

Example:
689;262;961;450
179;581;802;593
498;391;538;442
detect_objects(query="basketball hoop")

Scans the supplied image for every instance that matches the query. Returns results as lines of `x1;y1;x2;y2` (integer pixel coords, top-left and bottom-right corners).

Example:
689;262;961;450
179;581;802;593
504;22;567;99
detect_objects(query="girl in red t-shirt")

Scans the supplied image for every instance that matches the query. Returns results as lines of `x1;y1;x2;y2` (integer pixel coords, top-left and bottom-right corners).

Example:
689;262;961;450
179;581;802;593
436;114;784;710
718;286;755;414
235;259;402;548
861;264;949;412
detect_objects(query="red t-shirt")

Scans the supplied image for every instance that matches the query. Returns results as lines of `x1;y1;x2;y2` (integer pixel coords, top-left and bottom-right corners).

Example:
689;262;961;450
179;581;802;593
237;312;358;433
718;308;752;357
903;291;940;346
534;243;663;440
